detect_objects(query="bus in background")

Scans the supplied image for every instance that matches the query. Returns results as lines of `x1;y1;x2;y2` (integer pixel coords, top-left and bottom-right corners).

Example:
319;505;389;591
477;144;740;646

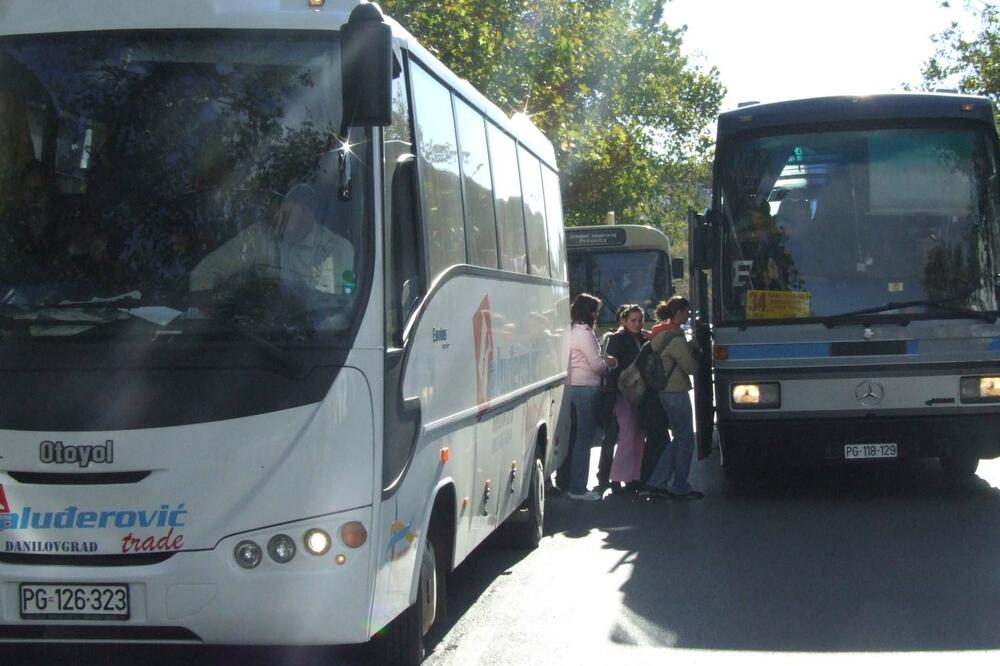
689;93;1000;482
0;1;570;663
566;224;685;333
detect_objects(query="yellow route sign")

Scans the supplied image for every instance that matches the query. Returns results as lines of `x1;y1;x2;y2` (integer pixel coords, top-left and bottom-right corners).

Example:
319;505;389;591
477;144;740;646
746;290;811;319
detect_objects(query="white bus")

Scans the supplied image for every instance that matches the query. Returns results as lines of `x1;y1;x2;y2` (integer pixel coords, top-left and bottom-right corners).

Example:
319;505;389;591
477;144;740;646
0;1;570;662
566;224;684;334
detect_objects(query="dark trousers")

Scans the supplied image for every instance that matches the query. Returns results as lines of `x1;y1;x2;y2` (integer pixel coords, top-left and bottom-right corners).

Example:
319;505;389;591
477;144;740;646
596;416;618;488
641;429;668;485
637;389;669;484
555;402;615;491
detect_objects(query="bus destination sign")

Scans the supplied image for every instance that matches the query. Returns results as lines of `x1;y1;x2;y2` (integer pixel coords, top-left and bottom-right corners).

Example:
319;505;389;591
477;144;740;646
565;228;626;248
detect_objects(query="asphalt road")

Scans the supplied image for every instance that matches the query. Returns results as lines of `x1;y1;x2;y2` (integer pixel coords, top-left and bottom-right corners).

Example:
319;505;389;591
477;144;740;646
10;452;1000;665
423;451;1000;665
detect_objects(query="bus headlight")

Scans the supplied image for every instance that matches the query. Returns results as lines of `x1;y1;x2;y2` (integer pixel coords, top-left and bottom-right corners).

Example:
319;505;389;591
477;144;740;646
267;534;296;563
234;540;263;569
960;376;1000;402
304;529;331;556
731;383;780;408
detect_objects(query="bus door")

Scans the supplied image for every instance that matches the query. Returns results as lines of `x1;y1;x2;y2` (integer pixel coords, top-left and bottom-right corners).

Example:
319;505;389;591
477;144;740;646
689;208;715;460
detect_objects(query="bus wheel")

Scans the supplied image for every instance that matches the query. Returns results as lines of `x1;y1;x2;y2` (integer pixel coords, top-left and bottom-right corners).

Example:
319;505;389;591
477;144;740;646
371;526;448;665
370;583;423;666
941;451;979;481
504;452;545;549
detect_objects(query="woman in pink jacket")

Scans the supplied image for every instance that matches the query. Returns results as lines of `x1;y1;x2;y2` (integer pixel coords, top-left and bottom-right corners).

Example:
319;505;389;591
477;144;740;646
565;293;617;501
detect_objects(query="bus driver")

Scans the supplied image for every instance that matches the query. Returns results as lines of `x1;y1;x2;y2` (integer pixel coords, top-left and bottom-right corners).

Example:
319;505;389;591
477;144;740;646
189;183;353;296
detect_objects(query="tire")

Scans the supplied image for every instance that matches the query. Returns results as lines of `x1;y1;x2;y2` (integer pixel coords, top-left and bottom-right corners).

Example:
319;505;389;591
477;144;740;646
503;454;545;549
370;527;448;665
370;579;424;666
941;451;979;481
421;529;448;643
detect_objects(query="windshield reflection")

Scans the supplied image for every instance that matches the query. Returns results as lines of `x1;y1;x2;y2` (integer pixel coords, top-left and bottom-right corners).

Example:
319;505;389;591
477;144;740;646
0;31;369;345
568;250;668;324
718;128;1000;322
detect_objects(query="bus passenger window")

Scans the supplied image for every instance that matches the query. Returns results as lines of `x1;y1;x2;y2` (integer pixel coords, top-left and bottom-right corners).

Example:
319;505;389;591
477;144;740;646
410;64;466;280
454;99;498;269
488;124;527;273
518;147;550;277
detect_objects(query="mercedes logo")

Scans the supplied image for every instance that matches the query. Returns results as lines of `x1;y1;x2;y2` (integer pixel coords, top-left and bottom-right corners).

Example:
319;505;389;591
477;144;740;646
855;379;885;406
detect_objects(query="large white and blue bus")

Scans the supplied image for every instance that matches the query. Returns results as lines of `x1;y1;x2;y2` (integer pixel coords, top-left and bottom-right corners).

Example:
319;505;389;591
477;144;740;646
689;94;1000;481
0;1;570;662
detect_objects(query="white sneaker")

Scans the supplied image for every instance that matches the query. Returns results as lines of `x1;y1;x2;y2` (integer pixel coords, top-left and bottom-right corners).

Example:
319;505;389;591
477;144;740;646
567;490;602;501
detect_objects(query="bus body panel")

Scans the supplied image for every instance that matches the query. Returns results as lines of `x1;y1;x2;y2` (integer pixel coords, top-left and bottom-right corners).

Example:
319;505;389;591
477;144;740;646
368;269;569;633
0;367;375;555
0;360;378;644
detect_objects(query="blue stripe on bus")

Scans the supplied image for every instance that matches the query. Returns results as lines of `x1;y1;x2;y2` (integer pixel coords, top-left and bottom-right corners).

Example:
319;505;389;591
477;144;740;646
725;340;921;360
990;338;1000;351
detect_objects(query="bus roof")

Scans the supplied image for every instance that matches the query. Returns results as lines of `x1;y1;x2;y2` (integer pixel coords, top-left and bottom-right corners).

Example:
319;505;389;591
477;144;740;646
717;93;996;141
0;0;557;169
565;224;671;253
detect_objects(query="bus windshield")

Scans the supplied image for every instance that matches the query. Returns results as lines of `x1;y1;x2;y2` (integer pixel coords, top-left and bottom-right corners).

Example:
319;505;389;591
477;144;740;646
0;31;369;346
568;249;667;325
717;127;1000;323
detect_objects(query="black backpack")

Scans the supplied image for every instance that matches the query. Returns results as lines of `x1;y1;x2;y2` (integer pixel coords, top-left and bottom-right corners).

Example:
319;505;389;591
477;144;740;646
637;340;675;391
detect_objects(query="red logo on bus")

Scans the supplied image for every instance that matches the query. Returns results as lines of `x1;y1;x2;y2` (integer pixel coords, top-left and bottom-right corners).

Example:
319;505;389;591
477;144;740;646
473;295;494;408
0;484;9;513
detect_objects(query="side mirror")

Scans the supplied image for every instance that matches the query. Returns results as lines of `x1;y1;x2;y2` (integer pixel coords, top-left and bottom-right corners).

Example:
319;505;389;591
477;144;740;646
340;4;393;127
670;256;685;281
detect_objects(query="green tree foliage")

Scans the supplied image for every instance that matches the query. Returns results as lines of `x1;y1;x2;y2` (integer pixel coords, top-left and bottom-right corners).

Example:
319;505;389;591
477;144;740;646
379;0;724;237
923;1;1000;113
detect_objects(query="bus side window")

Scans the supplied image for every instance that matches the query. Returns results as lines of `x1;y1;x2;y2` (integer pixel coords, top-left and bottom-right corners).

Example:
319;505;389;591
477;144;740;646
541;167;566;281
454;98;499;269
518;146;550;277
488;124;527;273
410;63;466;280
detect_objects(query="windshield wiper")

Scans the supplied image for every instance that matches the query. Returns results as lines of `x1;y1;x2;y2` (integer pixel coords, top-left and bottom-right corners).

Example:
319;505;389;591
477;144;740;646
56;290;144;307
822;297;998;328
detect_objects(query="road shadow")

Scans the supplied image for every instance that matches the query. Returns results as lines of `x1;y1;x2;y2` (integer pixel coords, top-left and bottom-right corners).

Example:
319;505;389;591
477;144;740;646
547;453;1000;652
423;527;539;661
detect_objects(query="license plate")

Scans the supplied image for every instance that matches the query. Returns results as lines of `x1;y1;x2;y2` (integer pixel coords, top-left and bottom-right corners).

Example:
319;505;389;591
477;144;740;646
844;443;898;460
20;583;130;620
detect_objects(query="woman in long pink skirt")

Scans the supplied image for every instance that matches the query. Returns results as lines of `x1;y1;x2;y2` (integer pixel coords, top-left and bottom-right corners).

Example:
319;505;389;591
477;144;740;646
605;304;647;491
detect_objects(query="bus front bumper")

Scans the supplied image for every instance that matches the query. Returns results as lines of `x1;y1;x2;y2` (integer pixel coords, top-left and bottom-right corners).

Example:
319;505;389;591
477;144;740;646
0;506;375;646
718;412;1000;464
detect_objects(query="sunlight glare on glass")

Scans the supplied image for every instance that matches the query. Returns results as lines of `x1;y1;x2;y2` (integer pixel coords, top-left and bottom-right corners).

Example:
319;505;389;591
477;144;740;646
339;136;356;158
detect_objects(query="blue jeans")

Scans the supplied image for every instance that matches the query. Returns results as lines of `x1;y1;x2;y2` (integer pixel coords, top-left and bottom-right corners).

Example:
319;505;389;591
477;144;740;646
647;391;695;494
567;385;602;494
